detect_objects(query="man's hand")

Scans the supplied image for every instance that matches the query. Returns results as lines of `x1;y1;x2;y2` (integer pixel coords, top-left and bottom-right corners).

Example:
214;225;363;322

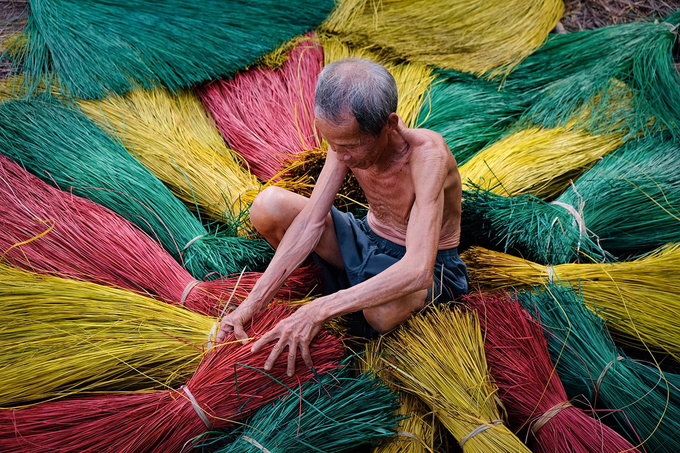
216;304;257;343
250;304;324;377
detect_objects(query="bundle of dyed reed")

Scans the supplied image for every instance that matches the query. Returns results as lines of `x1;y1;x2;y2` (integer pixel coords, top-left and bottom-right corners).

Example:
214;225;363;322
0;303;344;452
78;88;260;222
199;37;323;182
463;244;680;360
459;123;623;199
466;291;640;453
359;341;445;453
517;284;680;453
0;98;272;280
0;153;315;316
462;133;680;264
217;365;399;453
0;262;212;407
6;0;335;99
500;11;680;135
321;0;563;77
380;305;530;452
416;71;528;166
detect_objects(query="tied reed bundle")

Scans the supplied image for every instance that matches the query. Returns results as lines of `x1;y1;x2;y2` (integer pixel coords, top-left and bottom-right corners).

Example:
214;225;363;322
463;244;680;360
500;11;680;136
359;342;444;453
0;303;344;452
0;262;212;407
0;98;272;280
380;305;531;452
199;37;323;182
466;291;640;453
459;124;623;199
78;87;260;222
0;153;316;316
5;0;335;99
416;71;528;166
517;284;680;453
462;133;680;264
321;0;563;77
217;365;399;453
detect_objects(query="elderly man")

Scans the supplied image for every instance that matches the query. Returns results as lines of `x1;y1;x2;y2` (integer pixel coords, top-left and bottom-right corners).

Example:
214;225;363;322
217;58;468;375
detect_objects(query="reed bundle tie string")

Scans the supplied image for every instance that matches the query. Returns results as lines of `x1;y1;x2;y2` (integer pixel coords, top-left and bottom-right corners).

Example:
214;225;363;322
206;322;219;350
595;356;625;395
530;401;573;435
182;235;205;252
180;385;213;430
180;280;201;305
458;419;504;448
240;436;273;453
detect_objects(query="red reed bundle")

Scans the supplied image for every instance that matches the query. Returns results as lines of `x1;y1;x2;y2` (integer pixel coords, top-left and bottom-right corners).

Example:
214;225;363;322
0;154;317;316
199;36;322;181
465;291;640;453
0;304;343;453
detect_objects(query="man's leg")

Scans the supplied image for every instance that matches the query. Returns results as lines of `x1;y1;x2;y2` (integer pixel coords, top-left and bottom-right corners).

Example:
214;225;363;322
363;289;428;334
250;186;344;269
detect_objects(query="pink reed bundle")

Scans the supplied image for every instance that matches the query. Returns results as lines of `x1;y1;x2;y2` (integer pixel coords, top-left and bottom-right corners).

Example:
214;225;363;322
0;154;317;316
200;36;322;181
465;291;640;453
0;303;343;452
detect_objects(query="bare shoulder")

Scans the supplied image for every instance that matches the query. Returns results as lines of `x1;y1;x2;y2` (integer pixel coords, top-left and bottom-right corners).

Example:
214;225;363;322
403;127;456;169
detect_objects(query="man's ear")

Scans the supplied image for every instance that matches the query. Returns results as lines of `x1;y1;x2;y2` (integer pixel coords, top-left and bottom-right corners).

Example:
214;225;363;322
386;112;400;132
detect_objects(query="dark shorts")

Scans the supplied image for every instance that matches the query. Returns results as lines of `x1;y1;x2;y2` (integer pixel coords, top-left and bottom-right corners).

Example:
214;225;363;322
313;207;469;338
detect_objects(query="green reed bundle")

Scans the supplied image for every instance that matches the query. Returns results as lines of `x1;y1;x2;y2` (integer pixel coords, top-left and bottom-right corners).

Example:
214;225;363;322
517;284;680;453
462;132;680;264
216;365;399;453
0;98;271;279
4;0;335;99
416;71;528;166
500;11;680;136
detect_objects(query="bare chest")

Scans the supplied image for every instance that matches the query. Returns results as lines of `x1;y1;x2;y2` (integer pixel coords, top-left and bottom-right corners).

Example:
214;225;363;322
353;166;415;227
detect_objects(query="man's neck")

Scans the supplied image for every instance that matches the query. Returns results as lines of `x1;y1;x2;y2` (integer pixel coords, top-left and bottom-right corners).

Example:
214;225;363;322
372;126;410;172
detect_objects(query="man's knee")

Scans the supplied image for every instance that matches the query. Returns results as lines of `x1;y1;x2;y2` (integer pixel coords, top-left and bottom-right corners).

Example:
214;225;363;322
250;187;292;236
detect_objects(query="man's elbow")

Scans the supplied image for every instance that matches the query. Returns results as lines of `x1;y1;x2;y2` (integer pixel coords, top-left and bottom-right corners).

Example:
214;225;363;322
413;268;434;292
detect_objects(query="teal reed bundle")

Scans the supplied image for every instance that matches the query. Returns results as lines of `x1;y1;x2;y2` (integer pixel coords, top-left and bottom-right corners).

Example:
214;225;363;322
462;132;680;264
215;365;400;453
518;284;680;453
4;0;335;99
0;98;272;279
417;71;528;166
498;10;680;136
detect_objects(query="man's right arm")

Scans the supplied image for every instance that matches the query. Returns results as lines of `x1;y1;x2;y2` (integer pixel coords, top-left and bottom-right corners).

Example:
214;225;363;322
217;148;349;342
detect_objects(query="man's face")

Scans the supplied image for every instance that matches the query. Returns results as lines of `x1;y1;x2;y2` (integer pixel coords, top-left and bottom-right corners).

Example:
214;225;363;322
315;113;387;170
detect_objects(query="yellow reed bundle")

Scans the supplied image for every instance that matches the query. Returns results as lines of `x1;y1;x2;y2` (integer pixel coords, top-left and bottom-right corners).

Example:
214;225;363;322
321;0;563;77
320;35;437;128
459;124;624;199
380;305;530;452
462;245;680;360
78;88;260;222
0;262;213;408
358;341;444;453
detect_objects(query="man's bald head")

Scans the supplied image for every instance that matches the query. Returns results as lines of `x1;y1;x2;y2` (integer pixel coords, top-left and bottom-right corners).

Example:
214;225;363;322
314;59;398;136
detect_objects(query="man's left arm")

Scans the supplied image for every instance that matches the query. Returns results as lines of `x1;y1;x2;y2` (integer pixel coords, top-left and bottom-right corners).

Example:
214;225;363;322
251;143;448;375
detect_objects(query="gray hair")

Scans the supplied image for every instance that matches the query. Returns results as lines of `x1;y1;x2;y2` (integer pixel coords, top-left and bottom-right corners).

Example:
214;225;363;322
314;58;398;136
